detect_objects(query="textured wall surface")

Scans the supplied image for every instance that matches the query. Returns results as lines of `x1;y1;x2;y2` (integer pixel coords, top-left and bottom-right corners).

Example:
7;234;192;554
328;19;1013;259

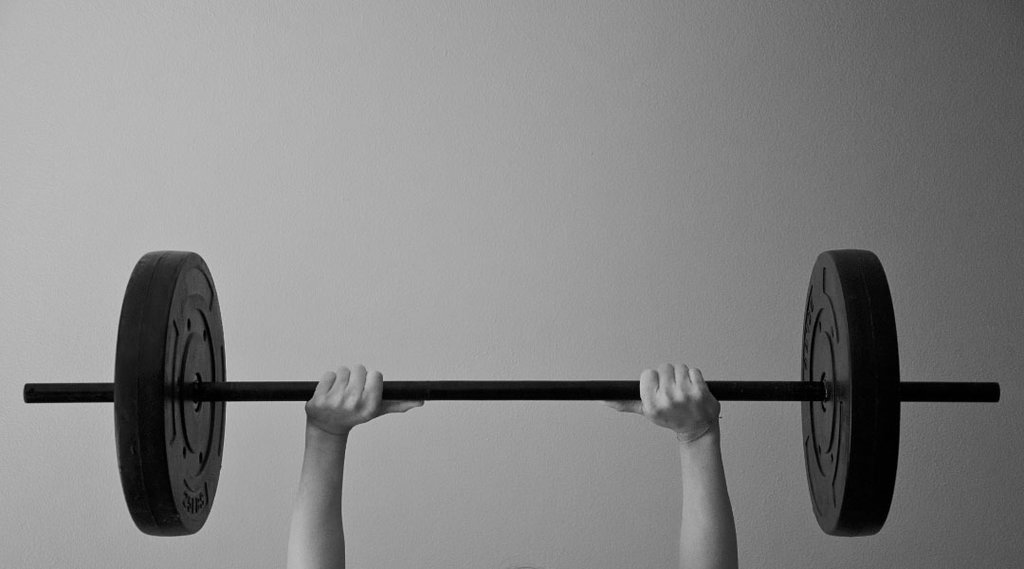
1;2;1021;568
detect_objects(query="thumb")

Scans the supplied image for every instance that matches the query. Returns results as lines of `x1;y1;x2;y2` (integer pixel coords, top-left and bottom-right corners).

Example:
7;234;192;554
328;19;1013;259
603;400;642;414
382;400;425;414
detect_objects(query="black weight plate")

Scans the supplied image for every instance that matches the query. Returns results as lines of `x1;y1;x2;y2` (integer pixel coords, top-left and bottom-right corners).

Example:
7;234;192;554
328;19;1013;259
114;251;226;536
801;250;900;536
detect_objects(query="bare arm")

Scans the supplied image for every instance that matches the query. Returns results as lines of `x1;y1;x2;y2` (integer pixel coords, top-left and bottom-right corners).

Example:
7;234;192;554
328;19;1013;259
607;363;738;569
287;427;349;569
286;365;422;569
678;425;738;569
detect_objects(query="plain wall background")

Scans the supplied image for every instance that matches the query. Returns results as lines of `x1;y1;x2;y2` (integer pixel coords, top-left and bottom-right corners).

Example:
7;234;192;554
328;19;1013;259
2;1;1021;568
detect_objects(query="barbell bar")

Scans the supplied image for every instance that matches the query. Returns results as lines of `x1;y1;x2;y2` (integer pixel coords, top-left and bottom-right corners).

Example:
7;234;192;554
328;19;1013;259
21;249;1000;539
24;379;999;403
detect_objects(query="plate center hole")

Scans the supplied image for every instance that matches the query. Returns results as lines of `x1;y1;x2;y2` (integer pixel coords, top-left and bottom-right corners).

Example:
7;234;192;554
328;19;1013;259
193;372;203;412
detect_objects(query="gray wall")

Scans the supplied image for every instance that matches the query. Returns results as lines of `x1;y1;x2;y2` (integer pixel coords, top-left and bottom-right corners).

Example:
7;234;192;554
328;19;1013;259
2;2;1021;568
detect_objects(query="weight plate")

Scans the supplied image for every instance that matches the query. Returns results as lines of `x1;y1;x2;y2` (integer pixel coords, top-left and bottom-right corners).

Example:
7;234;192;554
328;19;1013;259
114;251;226;536
801;250;900;536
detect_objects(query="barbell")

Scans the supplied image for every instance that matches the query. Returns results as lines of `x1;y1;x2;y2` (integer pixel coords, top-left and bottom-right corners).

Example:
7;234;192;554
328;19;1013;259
22;250;999;538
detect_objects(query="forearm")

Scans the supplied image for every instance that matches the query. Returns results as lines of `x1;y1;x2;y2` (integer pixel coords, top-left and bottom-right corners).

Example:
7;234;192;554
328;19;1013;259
287;426;349;569
678;426;738;569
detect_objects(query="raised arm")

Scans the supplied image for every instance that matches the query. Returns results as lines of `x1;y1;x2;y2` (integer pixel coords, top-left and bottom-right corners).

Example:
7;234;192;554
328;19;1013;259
287;424;350;569
607;364;738;569
287;365;423;569
677;417;737;569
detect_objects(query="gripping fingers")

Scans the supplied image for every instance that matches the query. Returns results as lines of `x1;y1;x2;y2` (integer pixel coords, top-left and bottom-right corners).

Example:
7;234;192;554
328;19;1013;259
313;371;336;399
364;369;383;414
658;363;676;396
343;365;367;406
689;366;708;396
640;368;659;416
327;366;351;401
305;365;424;435
674;364;691;392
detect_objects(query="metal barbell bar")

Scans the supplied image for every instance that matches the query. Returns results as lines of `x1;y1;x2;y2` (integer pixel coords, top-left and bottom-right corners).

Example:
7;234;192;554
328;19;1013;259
23;379;1000;403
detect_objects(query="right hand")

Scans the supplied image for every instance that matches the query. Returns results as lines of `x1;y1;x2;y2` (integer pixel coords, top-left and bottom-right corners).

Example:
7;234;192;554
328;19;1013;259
604;363;721;443
305;364;424;436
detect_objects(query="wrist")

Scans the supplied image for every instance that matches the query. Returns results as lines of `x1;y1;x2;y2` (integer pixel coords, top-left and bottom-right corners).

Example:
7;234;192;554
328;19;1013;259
675;420;720;446
305;422;350;447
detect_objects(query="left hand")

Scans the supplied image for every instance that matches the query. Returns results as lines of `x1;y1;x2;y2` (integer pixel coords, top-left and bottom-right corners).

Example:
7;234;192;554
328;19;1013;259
305;364;424;436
